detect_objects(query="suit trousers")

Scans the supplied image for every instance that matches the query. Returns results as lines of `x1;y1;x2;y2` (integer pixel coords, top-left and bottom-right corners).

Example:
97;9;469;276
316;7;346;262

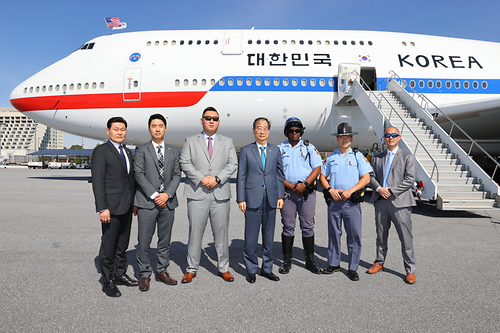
280;191;316;238
374;198;416;273
186;194;230;273
244;189;277;274
136;205;175;278
327;199;362;271
98;207;132;283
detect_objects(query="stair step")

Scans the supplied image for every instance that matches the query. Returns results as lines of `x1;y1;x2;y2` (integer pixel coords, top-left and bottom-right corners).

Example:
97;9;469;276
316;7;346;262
434;177;476;184
437;191;488;199
436;183;484;191
437;198;496;210
421;164;464;172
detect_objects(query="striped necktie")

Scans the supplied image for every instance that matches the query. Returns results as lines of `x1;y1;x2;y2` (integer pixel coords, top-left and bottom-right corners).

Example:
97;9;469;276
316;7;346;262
157;145;164;192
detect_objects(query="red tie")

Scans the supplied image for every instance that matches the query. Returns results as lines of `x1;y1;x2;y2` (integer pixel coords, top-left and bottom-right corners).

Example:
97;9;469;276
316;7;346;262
208;137;213;159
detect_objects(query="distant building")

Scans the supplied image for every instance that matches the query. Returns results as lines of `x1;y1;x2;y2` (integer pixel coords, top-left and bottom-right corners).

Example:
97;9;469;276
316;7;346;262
0;107;64;163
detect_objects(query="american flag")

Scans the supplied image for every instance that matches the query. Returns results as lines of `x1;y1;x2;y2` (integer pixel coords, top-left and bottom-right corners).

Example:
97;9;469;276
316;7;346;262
105;17;121;28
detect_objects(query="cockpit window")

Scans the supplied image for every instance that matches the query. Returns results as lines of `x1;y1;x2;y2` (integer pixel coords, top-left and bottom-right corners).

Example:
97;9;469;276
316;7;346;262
78;42;95;51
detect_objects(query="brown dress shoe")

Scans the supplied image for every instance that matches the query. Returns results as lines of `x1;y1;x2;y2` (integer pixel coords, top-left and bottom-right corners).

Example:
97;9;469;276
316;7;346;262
367;262;384;274
181;272;196;284
139;277;150;292
405;273;416;284
155;271;178;285
218;271;234;282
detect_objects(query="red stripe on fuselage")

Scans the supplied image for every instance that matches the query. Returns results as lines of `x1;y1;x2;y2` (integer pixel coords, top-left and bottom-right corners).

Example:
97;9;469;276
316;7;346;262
10;91;208;112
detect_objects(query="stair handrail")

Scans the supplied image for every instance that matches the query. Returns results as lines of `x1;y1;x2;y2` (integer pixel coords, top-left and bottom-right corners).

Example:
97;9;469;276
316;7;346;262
388;70;500;181
354;73;440;182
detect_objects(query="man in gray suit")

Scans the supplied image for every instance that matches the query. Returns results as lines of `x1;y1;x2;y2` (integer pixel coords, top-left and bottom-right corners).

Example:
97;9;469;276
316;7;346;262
134;114;181;291
368;126;417;284
180;106;238;283
237;117;285;283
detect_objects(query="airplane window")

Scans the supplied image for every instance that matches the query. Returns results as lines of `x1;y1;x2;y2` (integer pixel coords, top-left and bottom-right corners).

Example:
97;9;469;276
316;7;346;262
23;87;27;94
317;40;321;45
342;41;347;45
202;79;207;86
402;42;407;46
351;41;355;45
454;81;460;89
55;85;60;91
219;78;225;86
301;79;307;87
63;84;67;91
248;40;252;44
265;78;270;86
436;81;442;89
300;40;304;45
482;81;488;89
228;79;234;86
418;81;424;88
274;78;280;86
320;79;325;87
329;79;334;87
473;81;478;89
274;40;278;45
35;86;39;93
256;78;262;86
282;40;287;45
308;40;312;45
310;79;316;87
163;41;168;45
427;81;433;89
410;42;415;46
237;78;243;86
81;44;88;50
246;78;252;86
175;80;180;86
325;41;330;45
291;40;296;45
29;87;33;93
210;79;216;86
189;40;193;45
334;41;339;45
292;78;298;86
205;40;210;45
464;81;469;89
77;83;81;90
70;84;74;90
257;40;261;44
49;85;53;91
409;80;415;88
172;41;176;45
193;79;198;86
446;81;451;89
92;82;97;89
42;86;46;92
283;78;289;86
359;41;364;45
214;40;218;45
133;81;138;88
180;40;185;45
265;40;270;45
155;41;159;46
183;79;189;86
368;41;373;45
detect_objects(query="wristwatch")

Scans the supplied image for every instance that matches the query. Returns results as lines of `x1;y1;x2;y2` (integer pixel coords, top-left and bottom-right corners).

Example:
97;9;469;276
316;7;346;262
215;176;221;184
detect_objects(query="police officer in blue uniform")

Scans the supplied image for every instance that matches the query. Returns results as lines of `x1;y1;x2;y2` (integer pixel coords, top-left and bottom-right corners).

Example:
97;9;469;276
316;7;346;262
278;117;323;274
319;122;372;281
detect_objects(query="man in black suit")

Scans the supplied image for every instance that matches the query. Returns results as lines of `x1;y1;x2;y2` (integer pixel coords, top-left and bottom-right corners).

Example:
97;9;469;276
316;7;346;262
134;114;181;291
91;116;138;297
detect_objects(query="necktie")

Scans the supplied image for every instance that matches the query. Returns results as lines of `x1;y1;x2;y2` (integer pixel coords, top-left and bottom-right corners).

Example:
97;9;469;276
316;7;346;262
157;145;164;192
208;137;213;159
260;146;266;169
119;145;127;173
383;151;393;187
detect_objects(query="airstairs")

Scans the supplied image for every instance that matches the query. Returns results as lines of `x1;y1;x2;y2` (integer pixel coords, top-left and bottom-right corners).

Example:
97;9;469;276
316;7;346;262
337;71;500;210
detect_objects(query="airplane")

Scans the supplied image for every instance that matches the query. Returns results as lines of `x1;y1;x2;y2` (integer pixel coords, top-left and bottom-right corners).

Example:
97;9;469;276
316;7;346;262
8;29;500;153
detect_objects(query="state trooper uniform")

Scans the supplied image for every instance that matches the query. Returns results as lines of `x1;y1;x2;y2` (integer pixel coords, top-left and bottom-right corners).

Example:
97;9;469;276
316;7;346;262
320;122;372;281
278;117;323;274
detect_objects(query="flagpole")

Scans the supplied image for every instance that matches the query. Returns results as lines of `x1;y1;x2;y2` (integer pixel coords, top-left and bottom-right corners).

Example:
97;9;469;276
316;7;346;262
103;17;112;35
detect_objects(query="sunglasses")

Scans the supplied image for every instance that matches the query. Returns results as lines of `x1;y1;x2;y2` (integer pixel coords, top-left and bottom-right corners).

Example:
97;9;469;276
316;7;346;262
203;116;219;121
384;133;400;139
287;128;301;134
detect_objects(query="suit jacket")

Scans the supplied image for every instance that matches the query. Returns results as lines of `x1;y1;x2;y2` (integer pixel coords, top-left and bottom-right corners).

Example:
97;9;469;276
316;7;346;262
134;141;181;210
369;148;416;208
91;140;135;215
237;142;285;209
180;133;238;200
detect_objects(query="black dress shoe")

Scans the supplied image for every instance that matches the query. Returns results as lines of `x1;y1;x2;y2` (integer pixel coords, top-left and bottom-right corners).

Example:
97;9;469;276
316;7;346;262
102;281;121;297
113;273;139;287
323;265;341;274
246;273;256;284
261;272;280;281
347;270;359;281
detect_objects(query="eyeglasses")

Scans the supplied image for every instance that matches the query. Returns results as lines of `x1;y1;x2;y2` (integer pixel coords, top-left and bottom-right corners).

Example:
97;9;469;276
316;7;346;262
203;116;219;122
287;128;301;134
384;133;400;139
255;126;269;132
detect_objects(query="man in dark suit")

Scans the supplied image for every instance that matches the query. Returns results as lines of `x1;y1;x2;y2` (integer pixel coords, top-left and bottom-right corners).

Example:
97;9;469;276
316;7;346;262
368;126;417;284
237;117;285;283
179;106;238;283
134;114;181;291
91;116;137;297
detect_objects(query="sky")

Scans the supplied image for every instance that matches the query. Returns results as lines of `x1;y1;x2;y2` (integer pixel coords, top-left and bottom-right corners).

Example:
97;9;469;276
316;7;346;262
1;0;500;147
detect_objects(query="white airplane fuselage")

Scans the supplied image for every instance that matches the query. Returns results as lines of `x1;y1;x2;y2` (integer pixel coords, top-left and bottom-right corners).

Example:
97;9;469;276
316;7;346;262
9;30;500;152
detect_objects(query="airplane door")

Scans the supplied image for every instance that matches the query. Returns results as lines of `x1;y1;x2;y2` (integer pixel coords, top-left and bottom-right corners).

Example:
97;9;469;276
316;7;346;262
222;30;243;55
123;68;141;101
360;67;377;91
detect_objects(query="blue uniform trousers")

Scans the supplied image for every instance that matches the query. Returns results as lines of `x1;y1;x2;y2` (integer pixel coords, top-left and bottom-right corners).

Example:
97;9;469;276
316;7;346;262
327;199;362;271
280;191;316;238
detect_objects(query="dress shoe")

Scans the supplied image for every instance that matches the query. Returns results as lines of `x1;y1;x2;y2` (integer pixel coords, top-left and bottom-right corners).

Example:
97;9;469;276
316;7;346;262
261;271;280;281
113;273;139;287
347;270;359;281
323;265;340;274
246;273;256;284
102;281;121;297
139;277;150;292
405;273;417;284
155;271;178;285
181;272;196;284
305;257;323;274
367;262;384;274
218;271;234;282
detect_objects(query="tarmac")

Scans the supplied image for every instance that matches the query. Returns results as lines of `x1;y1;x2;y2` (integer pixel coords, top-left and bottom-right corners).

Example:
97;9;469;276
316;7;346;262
1;168;499;332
